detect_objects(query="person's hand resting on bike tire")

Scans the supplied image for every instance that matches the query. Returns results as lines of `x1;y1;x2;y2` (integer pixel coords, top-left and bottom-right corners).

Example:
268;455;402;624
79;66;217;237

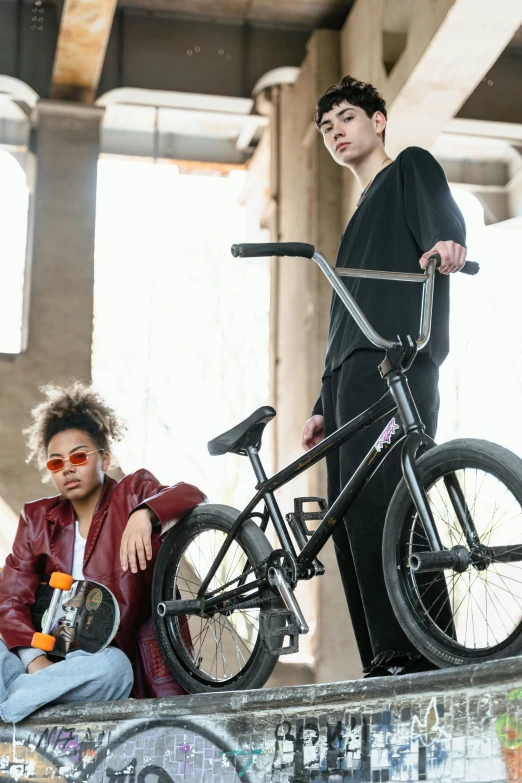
302;414;325;451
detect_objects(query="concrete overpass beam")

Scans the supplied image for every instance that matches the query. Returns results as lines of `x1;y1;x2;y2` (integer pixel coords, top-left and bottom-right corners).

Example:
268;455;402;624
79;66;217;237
385;0;522;155
340;0;522;210
50;0;117;102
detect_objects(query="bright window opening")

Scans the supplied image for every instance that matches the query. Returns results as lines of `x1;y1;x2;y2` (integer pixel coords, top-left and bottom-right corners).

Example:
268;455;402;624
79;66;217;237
0;150;29;354
438;189;522;456
93;157;270;508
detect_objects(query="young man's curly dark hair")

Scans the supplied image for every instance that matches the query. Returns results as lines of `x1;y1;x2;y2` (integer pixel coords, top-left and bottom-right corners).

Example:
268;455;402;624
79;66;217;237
315;75;387;144
24;381;126;477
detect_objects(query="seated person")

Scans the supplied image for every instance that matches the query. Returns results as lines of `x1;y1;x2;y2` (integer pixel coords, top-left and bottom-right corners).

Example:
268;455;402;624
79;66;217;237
0;382;206;723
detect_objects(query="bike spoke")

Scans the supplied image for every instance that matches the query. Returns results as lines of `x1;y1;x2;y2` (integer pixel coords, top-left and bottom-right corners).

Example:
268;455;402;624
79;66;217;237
167;524;266;683
404;464;522;653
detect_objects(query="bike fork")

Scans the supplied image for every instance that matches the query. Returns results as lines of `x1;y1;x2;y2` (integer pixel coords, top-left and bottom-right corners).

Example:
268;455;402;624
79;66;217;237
401;431;443;552
401;428;487;575
387;370;443;553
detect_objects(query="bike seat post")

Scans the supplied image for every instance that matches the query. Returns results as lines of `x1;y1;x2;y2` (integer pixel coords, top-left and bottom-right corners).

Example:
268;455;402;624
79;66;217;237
246;445;267;484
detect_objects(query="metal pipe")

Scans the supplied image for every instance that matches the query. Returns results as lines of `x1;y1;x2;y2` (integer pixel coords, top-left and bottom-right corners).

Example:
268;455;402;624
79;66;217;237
311;251;395;350
443;473;482;549
247;445;267;483
387;373;424;433
336;268;428;283
416;260;436;348
263;392;397;493
205;581;263;607
198;491;264;595
401;433;443;552
298;420;406;569
268;567;308;634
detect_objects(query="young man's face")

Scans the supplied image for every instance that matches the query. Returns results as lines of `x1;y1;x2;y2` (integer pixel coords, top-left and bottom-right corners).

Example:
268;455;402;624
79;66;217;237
318;101;386;166
47;428;110;502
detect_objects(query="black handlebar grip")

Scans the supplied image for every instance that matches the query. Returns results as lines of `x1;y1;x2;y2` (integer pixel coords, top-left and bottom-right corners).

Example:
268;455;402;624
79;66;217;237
460;261;480;276
231;242;316;259
428;252;479;276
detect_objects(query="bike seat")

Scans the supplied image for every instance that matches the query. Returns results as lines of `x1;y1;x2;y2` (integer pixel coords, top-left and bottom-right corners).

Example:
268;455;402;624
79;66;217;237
208;406;276;456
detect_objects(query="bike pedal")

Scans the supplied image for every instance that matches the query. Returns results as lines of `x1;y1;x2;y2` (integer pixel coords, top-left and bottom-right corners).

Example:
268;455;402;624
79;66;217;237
261;609;300;656
287;497;327;537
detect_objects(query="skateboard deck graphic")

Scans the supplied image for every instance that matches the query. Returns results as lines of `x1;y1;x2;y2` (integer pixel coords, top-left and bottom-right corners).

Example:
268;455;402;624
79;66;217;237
33;575;120;657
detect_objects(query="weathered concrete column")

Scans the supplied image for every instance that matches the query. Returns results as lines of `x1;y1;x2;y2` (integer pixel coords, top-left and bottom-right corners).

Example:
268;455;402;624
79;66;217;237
273;29;362;683
0;101;102;515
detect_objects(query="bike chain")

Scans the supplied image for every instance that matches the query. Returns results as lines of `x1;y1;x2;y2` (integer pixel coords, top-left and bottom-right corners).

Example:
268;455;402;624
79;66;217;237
204;554;272;599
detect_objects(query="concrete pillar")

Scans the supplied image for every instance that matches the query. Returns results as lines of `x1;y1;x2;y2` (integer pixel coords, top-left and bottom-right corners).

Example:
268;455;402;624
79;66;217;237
0;101;102;514
273;29;362;683
271;1;521;685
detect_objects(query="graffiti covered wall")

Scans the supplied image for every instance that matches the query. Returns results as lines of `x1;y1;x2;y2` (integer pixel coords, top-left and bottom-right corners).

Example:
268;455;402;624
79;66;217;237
1;667;522;783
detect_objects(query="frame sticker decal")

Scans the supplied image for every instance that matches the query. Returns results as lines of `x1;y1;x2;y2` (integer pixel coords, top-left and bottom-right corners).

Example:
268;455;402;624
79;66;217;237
375;417;400;452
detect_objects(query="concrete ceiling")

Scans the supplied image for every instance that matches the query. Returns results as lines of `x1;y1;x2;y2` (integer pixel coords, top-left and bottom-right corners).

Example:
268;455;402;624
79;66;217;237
114;0;357;28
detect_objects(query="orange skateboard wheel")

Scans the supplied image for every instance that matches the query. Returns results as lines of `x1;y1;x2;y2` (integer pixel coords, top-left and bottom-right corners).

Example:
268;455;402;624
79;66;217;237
49;572;74;590
31;632;56;652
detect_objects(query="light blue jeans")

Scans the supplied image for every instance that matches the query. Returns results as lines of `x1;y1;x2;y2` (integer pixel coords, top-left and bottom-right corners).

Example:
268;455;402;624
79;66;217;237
0;641;134;723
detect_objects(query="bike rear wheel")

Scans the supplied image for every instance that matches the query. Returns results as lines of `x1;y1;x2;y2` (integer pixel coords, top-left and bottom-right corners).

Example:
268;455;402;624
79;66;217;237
153;504;280;693
383;439;522;667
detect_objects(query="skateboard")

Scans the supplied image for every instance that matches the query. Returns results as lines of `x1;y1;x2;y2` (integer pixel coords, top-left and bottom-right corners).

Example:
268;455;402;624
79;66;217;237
31;572;120;657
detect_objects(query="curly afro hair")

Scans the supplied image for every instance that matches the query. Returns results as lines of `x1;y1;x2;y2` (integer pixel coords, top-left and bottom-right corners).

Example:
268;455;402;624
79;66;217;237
315;75;387;144
24;381;126;477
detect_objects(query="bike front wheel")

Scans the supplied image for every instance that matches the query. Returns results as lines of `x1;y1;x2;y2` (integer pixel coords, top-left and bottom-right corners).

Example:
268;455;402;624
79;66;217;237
153;504;280;693
383;439;522;667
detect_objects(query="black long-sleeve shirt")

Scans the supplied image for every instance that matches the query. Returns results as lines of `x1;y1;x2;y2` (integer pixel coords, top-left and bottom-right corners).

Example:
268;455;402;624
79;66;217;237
313;146;466;416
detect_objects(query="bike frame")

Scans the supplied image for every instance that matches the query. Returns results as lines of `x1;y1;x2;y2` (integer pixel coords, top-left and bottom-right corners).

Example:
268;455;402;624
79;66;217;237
199;389;441;609
195;251;465;609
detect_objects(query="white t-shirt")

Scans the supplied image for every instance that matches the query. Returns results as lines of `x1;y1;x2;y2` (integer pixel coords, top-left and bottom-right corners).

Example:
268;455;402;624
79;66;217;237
72;520;86;580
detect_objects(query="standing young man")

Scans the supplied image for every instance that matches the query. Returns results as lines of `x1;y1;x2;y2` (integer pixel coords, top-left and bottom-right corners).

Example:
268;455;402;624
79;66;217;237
301;76;467;677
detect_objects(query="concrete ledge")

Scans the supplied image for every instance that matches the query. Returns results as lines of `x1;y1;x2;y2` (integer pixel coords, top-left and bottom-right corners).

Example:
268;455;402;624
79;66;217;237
22;654;522;723
2;657;522;781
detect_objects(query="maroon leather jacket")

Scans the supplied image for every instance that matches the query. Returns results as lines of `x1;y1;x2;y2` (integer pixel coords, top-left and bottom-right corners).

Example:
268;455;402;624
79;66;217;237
0;470;206;698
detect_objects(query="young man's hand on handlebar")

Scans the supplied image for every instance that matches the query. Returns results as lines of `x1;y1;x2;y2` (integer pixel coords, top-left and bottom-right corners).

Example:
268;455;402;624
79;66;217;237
302;415;325;451
420;240;467;275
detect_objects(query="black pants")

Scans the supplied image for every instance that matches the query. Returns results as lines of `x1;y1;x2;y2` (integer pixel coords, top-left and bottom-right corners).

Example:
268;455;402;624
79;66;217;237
321;350;440;671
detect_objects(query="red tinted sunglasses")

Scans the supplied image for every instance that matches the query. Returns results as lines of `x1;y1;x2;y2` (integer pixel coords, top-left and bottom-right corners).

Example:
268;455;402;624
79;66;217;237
46;449;103;472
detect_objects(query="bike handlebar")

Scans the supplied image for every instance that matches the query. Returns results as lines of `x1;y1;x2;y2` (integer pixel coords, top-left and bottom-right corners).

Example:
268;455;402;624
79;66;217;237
231;243;479;275
230;242;479;352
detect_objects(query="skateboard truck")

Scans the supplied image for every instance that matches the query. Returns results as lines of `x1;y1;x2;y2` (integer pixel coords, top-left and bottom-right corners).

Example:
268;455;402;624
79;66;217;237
31;572;75;652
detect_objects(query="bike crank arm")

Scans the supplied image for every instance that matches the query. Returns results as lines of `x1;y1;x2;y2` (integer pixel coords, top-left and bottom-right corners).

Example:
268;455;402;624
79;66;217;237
267;566;309;634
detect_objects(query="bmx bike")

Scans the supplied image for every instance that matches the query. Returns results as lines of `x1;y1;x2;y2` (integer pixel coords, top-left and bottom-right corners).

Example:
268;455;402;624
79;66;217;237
153;242;522;693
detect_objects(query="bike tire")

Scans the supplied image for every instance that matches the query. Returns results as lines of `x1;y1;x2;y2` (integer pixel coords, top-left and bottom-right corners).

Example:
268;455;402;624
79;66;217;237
383;438;522;667
153;504;281;693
